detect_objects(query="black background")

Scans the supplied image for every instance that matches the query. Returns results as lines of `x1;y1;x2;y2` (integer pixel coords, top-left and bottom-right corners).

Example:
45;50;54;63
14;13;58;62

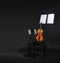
0;0;60;52
0;0;60;63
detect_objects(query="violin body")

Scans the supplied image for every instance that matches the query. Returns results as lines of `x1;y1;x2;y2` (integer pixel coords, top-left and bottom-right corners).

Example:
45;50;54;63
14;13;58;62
36;29;43;42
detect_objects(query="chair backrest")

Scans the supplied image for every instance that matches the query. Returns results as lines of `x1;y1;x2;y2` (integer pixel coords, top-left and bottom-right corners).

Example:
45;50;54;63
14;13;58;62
28;29;37;35
27;29;37;43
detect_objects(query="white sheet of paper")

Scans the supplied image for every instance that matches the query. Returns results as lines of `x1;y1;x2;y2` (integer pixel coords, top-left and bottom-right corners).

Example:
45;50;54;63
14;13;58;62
39;14;47;24
47;14;55;24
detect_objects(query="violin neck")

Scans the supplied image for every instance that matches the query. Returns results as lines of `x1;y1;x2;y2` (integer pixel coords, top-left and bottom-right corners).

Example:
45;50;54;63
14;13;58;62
40;23;42;29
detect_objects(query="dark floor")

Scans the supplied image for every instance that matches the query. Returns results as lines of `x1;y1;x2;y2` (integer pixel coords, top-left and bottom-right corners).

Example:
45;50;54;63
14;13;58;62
0;49;60;63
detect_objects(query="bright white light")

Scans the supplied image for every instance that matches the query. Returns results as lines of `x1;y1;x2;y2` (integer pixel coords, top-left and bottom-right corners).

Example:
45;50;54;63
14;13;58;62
47;14;55;24
28;29;31;35
39;14;47;24
34;29;37;34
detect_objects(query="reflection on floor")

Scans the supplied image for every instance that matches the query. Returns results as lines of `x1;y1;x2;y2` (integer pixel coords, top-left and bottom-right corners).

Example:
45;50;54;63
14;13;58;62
0;49;60;63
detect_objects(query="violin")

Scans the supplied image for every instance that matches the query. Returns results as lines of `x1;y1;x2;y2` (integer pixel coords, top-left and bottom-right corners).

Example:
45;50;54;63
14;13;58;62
36;29;43;42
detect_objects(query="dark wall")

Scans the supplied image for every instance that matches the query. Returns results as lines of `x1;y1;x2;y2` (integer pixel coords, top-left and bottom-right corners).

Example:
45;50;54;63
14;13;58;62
0;1;60;52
